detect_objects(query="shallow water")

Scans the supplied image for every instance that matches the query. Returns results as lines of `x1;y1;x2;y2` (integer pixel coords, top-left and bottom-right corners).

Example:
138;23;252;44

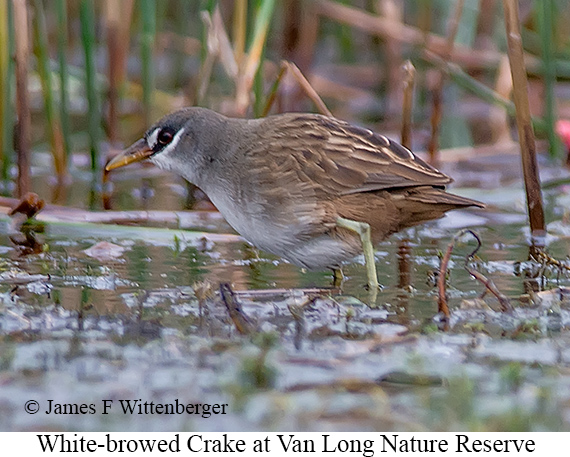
1;151;570;431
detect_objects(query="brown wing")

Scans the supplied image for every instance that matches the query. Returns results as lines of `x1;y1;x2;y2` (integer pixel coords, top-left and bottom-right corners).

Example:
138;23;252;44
254;113;452;197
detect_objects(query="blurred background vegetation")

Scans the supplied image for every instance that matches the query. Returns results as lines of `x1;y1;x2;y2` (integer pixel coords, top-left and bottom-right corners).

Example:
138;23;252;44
0;0;569;207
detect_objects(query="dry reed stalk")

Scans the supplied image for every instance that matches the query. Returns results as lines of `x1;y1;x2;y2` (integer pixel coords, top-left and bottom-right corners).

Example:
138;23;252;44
13;0;31;197
32;0;67;182
281;0;300;60
502;0;545;239
196;6;237;107
377;0;403;117
396;61;416;297
315;0;542;72
427;0;464;165
261;63;286;117
294;0;318;73
232;0;247;67
283;61;332;117
0;0;11;183
422;50;547;134
490;56;513;144
105;0;134;143
262;61;332;117
475;0;498;49
400;60;415;149
80;0;100;172
213;6;238;81
56;0;71;164
196;11;217;106
234;0;276;115
140;0;156;126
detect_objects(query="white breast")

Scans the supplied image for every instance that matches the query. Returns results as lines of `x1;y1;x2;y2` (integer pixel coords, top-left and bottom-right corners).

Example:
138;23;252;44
207;187;295;254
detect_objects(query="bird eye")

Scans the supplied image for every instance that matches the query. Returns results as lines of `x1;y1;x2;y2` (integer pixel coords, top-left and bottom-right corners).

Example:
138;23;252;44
157;129;174;146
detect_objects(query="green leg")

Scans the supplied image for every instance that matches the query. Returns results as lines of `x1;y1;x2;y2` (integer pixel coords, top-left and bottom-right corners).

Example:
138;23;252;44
336;217;379;291
332;267;344;288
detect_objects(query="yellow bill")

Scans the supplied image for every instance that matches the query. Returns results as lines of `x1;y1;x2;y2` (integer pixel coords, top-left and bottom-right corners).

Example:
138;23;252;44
105;138;153;171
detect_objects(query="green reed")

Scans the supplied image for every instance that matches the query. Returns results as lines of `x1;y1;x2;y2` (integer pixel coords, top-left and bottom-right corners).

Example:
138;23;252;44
0;0;14;187
537;0;561;159
80;0;101;172
33;0;67;179
56;0;71;163
140;0;156;125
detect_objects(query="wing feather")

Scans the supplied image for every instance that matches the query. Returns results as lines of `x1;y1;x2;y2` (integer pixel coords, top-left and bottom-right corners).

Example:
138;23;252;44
252;113;451;197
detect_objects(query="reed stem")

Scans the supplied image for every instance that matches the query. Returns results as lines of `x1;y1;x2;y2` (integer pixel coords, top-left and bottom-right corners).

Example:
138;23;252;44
13;0;31;197
502;0;545;238
56;0;71;163
235;0;276;115
427;0;464;165
423;51;547;134
80;0;100;172
537;0;561;159
33;0;67;180
140;0;156;126
401;60;416;149
0;0;14;187
233;0;247;67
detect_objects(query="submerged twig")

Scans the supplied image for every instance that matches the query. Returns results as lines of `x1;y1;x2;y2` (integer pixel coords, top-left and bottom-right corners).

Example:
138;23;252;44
397;60;415;303
530;250;570;274
288;301;306;351
194;281;213;330
463;245;513;312
438;229;513;316
220;283;255;335
437;234;456;319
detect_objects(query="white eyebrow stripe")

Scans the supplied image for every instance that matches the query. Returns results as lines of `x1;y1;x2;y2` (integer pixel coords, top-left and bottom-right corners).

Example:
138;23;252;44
160;127;185;156
147;128;160;149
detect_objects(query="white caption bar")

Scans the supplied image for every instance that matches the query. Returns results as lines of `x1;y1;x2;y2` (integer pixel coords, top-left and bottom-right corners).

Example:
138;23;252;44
1;432;553;456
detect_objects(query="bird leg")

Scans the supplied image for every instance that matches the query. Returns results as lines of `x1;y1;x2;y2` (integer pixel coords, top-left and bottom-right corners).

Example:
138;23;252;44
331;268;344;288
336;217;380;291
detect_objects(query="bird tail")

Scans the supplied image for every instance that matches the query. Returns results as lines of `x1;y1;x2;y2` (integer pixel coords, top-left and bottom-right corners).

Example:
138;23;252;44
393;187;484;231
405;187;485;209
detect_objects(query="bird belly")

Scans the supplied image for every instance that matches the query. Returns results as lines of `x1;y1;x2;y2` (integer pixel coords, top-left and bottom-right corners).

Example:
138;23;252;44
277;235;361;269
207;190;302;253
206;190;359;269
